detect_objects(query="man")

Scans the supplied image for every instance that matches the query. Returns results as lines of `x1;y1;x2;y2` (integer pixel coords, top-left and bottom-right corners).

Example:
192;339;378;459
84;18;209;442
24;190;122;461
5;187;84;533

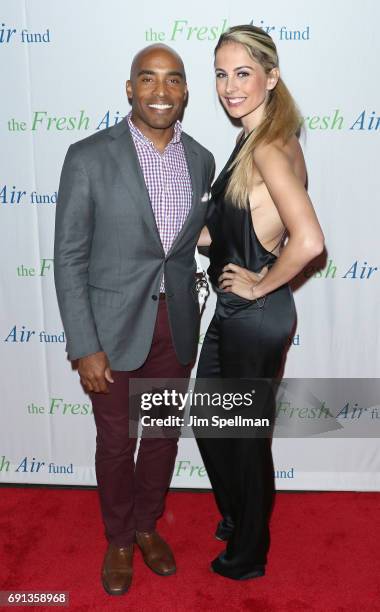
54;44;214;595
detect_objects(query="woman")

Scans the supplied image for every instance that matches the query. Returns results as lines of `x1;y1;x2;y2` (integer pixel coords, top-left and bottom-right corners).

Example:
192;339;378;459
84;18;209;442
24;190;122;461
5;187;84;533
195;25;324;580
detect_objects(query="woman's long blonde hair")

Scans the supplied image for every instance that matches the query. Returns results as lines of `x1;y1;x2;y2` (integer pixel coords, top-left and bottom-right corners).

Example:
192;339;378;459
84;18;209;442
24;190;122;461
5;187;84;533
215;25;302;208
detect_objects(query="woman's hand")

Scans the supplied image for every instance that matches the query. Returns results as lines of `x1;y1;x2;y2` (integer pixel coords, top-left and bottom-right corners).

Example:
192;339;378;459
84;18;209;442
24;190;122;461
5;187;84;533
218;263;268;299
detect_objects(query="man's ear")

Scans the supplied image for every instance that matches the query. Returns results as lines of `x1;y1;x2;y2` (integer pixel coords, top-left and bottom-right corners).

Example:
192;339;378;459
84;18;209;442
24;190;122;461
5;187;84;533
267;68;280;91
126;80;133;99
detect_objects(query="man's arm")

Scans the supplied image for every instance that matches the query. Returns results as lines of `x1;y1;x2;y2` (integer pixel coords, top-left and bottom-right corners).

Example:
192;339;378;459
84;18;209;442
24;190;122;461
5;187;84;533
54;145;114;393
54;144;102;359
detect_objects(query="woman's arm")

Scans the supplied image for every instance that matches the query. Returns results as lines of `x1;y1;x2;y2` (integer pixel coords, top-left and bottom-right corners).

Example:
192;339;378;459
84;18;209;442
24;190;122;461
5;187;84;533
219;141;324;299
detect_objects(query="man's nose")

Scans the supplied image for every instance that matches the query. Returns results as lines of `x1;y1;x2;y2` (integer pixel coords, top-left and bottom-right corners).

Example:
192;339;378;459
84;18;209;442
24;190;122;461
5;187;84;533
153;79;167;97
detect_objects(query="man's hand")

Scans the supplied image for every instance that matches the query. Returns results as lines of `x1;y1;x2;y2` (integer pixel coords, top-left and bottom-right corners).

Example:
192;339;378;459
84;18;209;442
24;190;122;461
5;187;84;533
78;351;114;393
218;263;269;300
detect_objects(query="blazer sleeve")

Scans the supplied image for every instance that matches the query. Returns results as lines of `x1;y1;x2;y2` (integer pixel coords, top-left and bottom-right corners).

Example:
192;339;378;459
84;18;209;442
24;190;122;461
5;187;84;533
54;144;102;360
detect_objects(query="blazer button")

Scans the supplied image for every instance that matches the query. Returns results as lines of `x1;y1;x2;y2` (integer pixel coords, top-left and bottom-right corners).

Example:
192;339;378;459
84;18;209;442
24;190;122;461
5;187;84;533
151;294;158;301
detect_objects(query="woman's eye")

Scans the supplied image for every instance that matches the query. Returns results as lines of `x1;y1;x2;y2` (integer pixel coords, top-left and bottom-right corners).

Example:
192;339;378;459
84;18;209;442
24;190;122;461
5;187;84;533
237;71;249;78
215;72;226;79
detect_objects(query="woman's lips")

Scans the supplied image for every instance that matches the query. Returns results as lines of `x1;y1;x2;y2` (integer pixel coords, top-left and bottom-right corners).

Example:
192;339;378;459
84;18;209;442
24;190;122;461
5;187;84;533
224;97;246;107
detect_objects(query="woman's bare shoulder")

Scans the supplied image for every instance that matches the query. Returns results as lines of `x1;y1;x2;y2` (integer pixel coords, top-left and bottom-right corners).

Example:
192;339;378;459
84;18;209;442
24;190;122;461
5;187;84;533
254;134;300;156
253;136;306;183
283;136;307;183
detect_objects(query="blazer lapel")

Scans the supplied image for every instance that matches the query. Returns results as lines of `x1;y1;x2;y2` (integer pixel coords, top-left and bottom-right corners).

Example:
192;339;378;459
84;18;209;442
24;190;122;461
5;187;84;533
167;133;202;256
107;119;164;254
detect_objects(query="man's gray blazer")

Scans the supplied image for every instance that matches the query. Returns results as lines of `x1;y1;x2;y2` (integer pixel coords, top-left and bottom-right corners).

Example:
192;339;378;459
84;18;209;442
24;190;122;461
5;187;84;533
54;119;215;371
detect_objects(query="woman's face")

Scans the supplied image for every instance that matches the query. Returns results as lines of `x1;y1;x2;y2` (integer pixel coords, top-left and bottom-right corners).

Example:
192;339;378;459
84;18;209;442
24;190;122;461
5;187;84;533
214;41;276;129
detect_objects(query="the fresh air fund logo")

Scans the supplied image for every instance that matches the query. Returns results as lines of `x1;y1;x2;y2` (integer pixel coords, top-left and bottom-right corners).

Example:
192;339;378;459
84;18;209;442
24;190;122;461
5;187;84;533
6;109;380;134
0;22;51;44
144;18;312;43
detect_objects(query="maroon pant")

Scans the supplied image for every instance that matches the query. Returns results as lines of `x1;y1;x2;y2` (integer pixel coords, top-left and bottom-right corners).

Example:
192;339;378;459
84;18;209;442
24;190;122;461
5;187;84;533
91;299;192;546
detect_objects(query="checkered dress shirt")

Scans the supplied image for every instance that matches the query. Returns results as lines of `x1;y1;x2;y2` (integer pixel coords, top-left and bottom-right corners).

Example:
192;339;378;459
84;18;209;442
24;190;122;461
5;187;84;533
127;112;193;291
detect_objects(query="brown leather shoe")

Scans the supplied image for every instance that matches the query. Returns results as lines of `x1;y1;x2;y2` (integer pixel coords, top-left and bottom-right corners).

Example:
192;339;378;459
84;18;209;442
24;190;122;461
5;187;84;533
135;531;176;576
101;543;133;595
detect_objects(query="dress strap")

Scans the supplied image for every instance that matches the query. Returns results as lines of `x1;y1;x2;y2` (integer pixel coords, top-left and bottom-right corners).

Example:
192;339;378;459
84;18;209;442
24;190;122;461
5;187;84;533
269;230;287;254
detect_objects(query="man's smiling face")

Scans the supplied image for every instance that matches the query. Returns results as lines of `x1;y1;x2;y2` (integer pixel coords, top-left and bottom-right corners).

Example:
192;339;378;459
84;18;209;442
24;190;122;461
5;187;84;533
126;46;188;137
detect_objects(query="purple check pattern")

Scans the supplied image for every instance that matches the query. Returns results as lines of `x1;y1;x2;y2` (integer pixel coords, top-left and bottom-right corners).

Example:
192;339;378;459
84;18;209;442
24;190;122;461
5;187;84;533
127;113;193;291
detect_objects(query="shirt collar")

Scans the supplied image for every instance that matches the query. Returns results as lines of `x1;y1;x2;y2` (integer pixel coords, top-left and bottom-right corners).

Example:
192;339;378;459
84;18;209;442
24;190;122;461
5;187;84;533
127;111;182;149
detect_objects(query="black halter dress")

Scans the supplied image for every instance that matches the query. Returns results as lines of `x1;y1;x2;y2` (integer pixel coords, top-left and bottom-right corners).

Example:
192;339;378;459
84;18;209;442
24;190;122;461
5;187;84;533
195;137;297;580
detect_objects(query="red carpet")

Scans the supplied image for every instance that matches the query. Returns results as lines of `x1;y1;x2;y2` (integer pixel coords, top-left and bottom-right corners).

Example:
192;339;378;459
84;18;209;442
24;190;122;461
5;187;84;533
0;488;379;611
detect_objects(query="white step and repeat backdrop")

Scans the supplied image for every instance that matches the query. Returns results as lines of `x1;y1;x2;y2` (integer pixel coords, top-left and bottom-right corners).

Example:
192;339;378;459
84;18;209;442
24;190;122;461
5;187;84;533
1;0;379;489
